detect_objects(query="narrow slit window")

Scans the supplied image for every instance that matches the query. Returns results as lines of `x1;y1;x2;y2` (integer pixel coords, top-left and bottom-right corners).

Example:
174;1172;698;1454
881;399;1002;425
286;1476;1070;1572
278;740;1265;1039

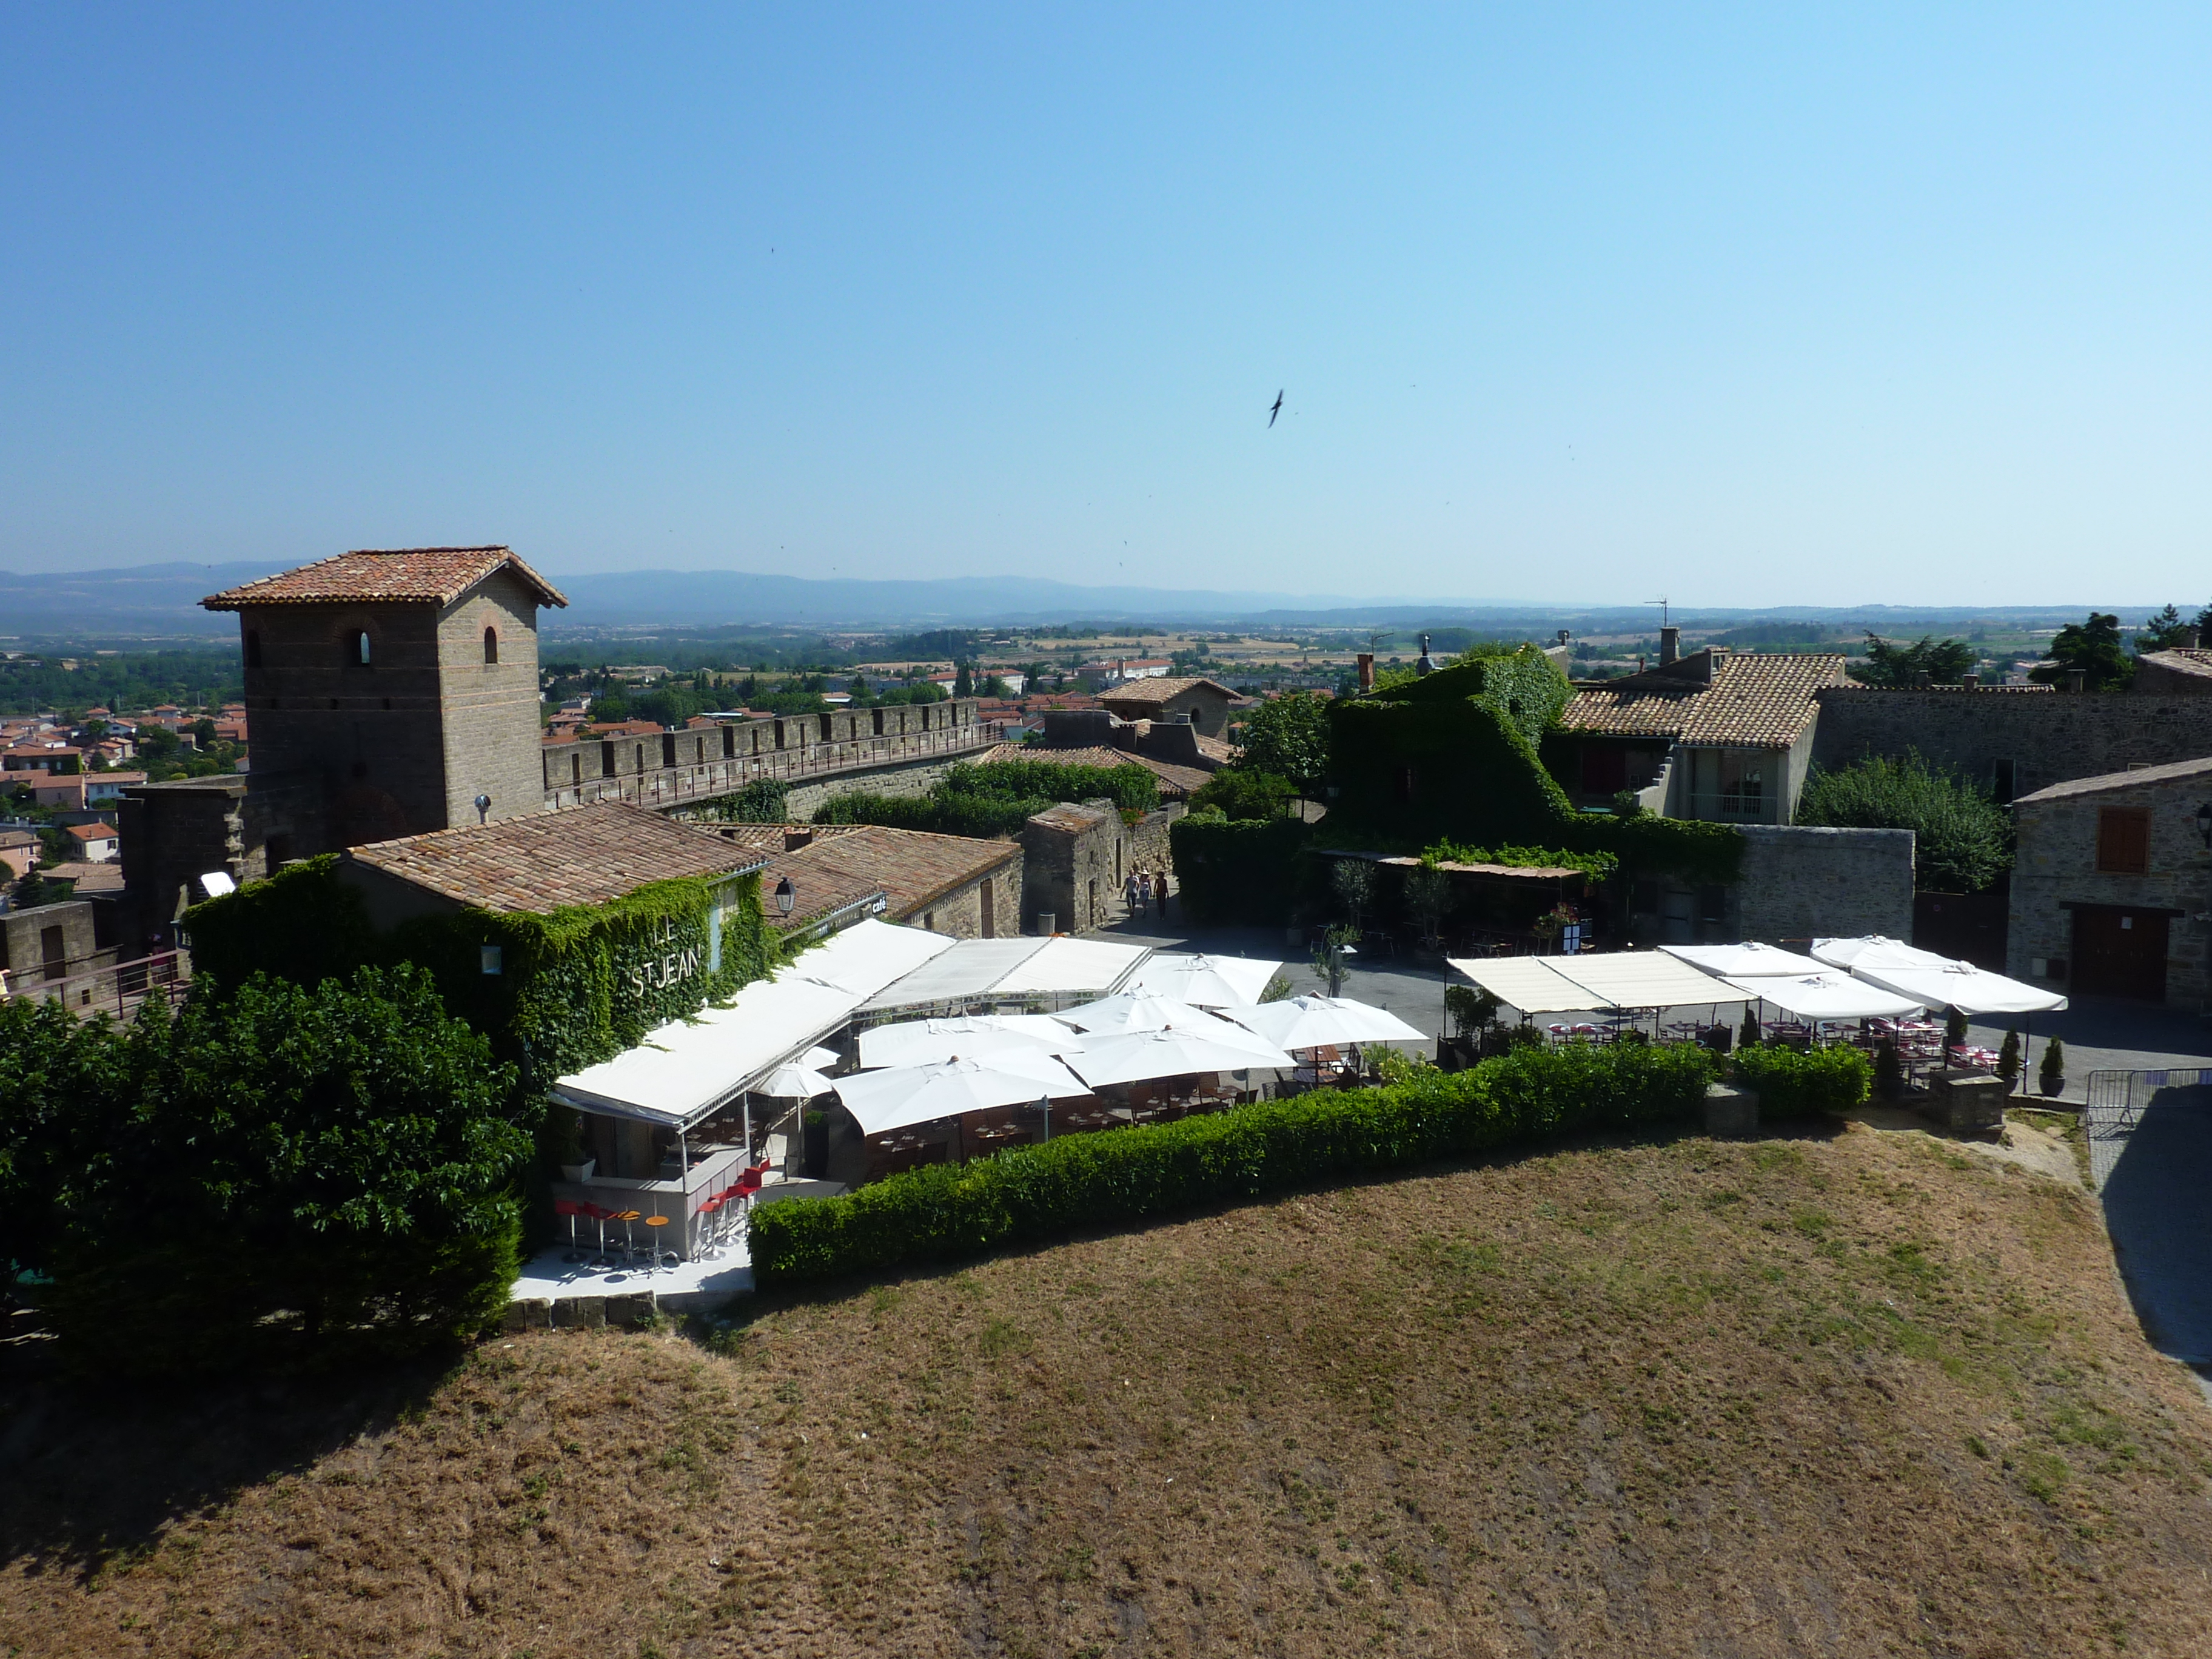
483;626;498;664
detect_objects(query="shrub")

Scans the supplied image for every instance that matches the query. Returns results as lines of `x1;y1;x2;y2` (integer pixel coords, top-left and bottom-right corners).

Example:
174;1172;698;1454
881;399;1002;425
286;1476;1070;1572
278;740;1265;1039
2039;1037;2066;1093
817;760;1156;839
748;1042;1717;1285
1873;1038;1905;1101
1996;1029;2021;1087
1796;749;2013;893
20;967;533;1376
1188;768;1296;821
1730;1043;1872;1118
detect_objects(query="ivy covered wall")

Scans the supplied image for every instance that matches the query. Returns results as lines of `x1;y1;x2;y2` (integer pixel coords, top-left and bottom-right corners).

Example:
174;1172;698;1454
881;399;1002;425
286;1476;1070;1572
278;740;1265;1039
183;856;780;1084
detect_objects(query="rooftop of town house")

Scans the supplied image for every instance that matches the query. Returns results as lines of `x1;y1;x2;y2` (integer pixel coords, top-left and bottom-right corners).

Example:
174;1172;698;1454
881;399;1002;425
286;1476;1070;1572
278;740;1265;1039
341;802;768;914
1558;649;1848;748
1028;801;1118;833
1079;658;1173;671
2011;754;2212;805
974;740;1212;799
1095;676;1238;709
201;546;569;611
38;860;124;893
64;823;116;843
751;859;888;936
2134;648;2212;682
734;823;1019;919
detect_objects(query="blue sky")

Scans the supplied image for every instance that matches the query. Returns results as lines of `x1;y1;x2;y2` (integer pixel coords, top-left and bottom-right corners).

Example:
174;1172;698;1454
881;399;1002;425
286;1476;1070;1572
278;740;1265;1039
3;5;2208;605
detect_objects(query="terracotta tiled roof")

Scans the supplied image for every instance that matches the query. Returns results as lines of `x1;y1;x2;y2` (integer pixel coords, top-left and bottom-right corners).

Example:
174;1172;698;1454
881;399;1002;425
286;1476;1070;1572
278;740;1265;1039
754;860;886;935
203;546;569;611
2137;648;2212;681
973;741;1207;799
1192;732;1236;766
1560;652;1846;748
41;860;124;893
64;822;117;843
1027;802;1116;833
768;825;1017;920
1096;677;1236;710
342;802;765;913
2012;755;2212;805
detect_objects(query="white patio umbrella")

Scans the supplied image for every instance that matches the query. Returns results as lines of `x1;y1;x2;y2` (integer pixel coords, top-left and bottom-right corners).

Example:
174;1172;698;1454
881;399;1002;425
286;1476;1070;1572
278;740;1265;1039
1230;994;1426;1053
1059;991;1289;1059
1129;952;1282;1008
1848;959;2068;1017
833;1053;1093;1137
1066;1027;1296;1088
756;1061;836;1098
799;1045;842;1070
1722;973;1924;1023
858;1013;1082;1069
1663;942;1829;978
1810;936;1954;973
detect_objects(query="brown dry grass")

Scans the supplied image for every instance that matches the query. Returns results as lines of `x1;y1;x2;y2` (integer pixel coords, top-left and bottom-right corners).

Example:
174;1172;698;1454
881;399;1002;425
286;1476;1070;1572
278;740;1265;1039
3;1119;2209;1658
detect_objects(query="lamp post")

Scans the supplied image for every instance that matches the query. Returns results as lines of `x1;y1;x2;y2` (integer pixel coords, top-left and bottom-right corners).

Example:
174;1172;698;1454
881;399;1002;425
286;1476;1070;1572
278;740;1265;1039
774;876;796;917
2196;802;2212;850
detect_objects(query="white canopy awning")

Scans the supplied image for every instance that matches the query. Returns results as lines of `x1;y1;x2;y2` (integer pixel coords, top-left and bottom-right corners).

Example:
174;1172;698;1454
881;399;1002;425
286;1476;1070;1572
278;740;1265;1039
1128;952;1282;1008
1553;953;1751;1010
1663;942;1830;978
552;919;958;1128
857;934;1152;1010
1450;953;1750;1014
1446;957;1599;1014
834;1053;1093;1137
1810;936;1953;973
1726;973;1925;1022
1850;959;2070;1016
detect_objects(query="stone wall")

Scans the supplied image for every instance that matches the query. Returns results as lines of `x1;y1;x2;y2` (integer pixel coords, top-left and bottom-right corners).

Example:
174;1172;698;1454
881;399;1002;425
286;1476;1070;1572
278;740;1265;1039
2009;776;2212;1008
1021;803;1124;934
0;899;97;986
1731;825;1916;947
434;569;546;828
905;854;1024;939
1127;803;1183;879
1812;686;2212;799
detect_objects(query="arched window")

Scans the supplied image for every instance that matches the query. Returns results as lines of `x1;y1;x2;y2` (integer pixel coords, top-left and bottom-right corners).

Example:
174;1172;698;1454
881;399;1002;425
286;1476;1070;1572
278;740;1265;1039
346;628;371;666
244;630;262;668
483;626;498;665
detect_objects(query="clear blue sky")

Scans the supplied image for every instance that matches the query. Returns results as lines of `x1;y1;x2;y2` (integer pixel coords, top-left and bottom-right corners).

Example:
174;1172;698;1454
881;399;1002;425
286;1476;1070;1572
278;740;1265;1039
4;5;2208;606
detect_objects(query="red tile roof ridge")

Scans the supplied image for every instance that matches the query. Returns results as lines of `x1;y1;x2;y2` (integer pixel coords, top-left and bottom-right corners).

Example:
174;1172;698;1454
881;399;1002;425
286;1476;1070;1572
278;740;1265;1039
203;546;569;611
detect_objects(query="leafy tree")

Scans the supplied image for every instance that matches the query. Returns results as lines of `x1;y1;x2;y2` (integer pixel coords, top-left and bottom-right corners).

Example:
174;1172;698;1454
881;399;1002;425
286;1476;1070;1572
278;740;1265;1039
1234;693;1331;792
9;966;532;1376
1796;749;2013;893
2029;612;2133;691
1330;859;1378;931
1187;768;1296;821
189;716;218;749
2135;604;2194;652
1848;634;1977;687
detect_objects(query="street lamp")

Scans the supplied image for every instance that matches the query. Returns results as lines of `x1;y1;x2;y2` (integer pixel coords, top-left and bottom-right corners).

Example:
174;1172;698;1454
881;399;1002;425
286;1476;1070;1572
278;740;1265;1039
774;876;796;916
2196;802;2212;850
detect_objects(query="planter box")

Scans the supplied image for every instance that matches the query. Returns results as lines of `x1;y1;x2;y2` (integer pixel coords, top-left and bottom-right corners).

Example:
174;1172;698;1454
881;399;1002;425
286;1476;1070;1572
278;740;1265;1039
1923;1069;2008;1133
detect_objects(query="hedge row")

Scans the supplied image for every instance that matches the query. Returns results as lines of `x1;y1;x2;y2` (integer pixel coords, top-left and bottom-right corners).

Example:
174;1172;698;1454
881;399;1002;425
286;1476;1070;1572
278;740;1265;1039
1731;1042;1872;1117
748;1042;1717;1285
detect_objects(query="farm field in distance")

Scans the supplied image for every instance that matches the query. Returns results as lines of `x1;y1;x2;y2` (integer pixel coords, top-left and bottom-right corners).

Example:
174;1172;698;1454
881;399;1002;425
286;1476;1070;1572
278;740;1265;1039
2;1117;2205;1658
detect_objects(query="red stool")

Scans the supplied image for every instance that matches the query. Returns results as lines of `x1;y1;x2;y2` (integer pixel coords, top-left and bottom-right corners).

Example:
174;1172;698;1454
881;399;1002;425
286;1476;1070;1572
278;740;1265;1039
554;1198;587;1262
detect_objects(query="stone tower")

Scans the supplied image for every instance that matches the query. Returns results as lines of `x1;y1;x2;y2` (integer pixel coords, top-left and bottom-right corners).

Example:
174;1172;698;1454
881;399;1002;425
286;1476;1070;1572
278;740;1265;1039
201;546;568;850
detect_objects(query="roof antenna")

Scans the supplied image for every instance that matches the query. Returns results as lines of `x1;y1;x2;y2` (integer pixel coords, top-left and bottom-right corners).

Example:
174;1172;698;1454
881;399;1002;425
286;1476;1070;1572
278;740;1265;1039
1645;595;1670;628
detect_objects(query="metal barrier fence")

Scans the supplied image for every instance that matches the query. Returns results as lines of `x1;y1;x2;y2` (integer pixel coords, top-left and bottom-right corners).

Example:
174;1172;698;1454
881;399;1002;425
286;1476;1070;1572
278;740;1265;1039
1;948;188;1019
2085;1067;2212;1130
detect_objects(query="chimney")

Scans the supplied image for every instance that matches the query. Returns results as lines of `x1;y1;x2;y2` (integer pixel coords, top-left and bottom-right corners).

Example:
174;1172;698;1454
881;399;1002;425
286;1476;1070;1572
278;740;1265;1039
1356;653;1375;692
1961;673;1979;689
1114;657;1125;686
1637;656;1646;674
2066;668;2086;694
783;828;813;852
1658;626;1680;666
2183;626;2202;649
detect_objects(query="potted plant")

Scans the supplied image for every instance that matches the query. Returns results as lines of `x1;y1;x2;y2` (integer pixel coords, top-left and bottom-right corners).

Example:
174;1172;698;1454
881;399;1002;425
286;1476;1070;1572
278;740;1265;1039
1873;1037;1905;1101
1996;1028;2022;1091
2039;1037;2066;1098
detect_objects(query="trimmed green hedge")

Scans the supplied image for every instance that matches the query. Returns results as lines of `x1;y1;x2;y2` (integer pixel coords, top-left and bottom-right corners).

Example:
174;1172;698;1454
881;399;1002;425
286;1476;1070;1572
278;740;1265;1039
749;1042;1717;1285
1170;814;1315;925
1731;1042;1872;1117
817;759;1158;839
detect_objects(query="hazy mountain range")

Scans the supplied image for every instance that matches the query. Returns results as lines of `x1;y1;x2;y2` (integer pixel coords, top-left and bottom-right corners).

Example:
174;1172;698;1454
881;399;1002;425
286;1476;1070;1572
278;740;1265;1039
0;560;2133;640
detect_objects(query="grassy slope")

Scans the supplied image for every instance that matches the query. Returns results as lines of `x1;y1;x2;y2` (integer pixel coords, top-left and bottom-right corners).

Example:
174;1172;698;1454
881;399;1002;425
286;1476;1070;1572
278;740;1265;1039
2;1120;2208;1658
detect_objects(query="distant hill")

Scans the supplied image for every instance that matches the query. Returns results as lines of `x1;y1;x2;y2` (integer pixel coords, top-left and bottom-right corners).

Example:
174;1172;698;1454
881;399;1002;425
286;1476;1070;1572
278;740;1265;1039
0;559;2147;639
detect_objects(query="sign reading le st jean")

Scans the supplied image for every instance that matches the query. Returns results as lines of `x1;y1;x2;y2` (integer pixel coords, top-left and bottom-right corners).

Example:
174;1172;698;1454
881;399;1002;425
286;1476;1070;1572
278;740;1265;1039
628;917;703;998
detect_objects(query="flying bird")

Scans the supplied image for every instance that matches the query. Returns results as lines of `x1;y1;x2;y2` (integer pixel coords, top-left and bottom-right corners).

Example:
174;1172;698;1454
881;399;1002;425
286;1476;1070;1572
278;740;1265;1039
1267;389;1284;427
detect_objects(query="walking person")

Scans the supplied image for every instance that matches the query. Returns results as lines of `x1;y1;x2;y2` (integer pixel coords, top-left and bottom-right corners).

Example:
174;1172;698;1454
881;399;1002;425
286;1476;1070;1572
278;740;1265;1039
1124;870;1142;916
1153;869;1170;922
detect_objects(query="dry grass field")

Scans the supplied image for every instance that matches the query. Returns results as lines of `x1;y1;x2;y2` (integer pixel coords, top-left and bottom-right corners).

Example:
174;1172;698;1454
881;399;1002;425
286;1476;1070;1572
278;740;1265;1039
2;1118;2208;1658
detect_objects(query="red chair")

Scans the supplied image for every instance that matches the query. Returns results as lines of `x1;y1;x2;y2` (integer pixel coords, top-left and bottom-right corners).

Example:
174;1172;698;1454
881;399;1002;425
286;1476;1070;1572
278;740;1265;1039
554;1197;587;1262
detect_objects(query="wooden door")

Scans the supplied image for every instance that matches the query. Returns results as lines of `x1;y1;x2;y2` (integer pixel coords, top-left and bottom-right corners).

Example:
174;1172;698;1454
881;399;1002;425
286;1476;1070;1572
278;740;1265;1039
2071;906;2170;1001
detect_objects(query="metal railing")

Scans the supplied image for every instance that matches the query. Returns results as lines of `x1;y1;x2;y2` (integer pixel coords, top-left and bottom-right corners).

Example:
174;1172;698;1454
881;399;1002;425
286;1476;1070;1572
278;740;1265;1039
1;948;188;1019
2085;1066;2212;1129
545;721;1013;813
